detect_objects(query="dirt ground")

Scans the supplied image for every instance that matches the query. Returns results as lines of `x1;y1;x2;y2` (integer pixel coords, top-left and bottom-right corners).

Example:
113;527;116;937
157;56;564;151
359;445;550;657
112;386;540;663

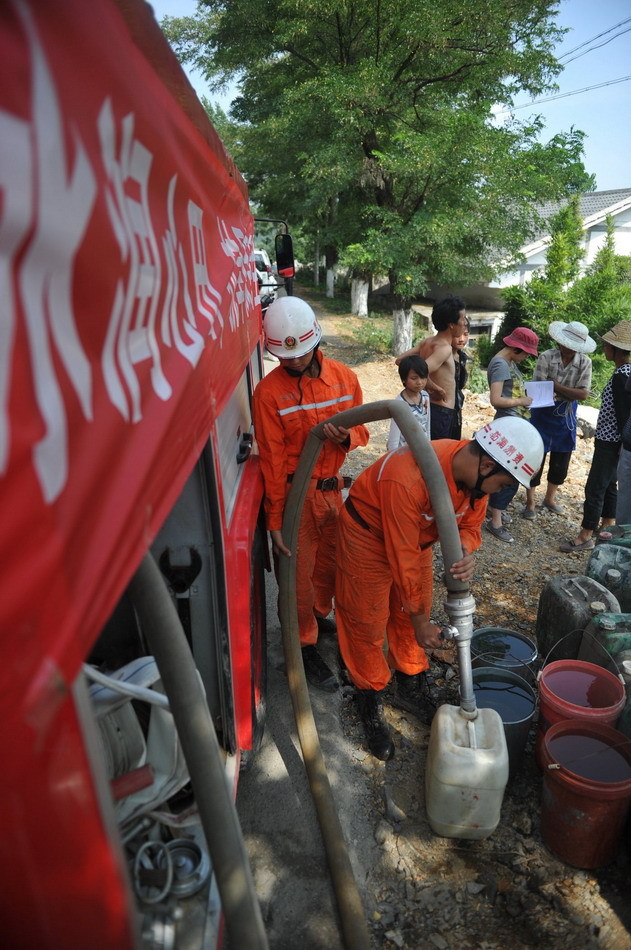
237;289;631;950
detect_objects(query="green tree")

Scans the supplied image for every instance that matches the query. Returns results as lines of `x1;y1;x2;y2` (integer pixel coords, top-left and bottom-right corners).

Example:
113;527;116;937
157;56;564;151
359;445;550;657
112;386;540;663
566;217;631;338
163;0;593;351
489;194;586;361
490;213;631;404
544;193;585;289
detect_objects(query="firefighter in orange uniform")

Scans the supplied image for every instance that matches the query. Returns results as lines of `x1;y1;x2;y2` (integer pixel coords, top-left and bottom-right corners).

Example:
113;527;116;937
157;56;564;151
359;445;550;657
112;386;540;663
336;417;544;759
253;296;369;690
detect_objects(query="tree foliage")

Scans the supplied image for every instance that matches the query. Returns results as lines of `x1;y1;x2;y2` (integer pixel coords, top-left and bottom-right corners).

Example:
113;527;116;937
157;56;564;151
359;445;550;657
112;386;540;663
544;193;584;289
162;1;595;348
473;192;587;362
566;218;631;338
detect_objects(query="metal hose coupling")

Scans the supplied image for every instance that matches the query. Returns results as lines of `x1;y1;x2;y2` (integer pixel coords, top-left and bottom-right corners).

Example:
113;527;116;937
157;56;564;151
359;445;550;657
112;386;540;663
443;592;478;718
443;591;476;640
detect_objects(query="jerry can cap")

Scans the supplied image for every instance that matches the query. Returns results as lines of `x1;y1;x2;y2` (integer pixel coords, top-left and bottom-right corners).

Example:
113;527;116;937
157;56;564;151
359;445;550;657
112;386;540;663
605;568;622;581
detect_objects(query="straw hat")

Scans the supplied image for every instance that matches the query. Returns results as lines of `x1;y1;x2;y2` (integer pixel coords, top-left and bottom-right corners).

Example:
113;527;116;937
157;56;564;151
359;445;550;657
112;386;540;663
548;320;596;354
502;326;539;356
600;320;631;352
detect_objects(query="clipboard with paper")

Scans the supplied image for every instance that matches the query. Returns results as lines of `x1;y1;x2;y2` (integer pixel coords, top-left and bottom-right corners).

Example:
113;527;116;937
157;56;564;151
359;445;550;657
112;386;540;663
525;380;555;408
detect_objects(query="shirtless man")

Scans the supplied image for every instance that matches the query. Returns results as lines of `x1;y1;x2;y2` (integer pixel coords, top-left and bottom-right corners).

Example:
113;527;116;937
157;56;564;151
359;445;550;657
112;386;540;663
396;295;468;439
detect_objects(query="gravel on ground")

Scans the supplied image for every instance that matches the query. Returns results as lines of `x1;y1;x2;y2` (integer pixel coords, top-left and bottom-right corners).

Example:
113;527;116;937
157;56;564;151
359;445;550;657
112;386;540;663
238;290;631;950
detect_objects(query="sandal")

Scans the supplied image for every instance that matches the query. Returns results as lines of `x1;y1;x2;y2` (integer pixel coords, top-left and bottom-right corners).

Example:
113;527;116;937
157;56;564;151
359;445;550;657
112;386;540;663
484;522;514;543
558;537;595;553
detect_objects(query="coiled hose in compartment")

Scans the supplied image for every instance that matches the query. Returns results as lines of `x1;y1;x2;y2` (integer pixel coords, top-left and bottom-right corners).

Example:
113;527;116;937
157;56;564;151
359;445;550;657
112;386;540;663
128;553;268;950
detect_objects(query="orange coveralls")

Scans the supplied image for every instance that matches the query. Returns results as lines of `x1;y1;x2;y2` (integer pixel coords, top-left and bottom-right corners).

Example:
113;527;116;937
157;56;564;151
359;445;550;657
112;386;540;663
335;440;487;690
252;350;369;644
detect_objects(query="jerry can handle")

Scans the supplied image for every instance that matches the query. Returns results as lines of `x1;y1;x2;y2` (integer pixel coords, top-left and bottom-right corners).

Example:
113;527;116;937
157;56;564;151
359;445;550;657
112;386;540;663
541;629;585;669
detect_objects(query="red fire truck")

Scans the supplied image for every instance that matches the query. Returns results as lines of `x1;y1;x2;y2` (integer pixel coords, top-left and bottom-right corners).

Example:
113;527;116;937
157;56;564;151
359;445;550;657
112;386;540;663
0;1;283;946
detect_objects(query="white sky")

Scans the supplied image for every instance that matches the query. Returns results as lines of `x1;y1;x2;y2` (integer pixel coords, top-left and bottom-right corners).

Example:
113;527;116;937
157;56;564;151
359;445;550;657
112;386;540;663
150;0;631;191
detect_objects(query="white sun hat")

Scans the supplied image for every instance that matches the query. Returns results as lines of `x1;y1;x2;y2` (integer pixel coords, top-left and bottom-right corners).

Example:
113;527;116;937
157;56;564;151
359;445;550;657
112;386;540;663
548;320;596;354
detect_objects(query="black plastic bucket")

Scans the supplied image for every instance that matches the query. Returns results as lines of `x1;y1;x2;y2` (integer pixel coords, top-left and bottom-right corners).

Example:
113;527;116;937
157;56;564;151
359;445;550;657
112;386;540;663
471;627;538;684
472;667;536;780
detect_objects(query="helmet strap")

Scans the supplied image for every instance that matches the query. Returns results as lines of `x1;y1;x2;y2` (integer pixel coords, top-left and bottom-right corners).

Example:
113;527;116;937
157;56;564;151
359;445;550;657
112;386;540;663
282;343;320;377
470;453;503;509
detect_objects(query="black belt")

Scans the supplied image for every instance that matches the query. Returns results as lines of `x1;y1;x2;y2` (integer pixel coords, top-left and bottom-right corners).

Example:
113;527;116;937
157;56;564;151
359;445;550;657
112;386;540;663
344;496;371;531
287;474;352;492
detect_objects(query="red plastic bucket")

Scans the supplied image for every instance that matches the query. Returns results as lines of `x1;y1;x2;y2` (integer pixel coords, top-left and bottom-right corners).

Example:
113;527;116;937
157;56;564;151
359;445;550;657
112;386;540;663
536;659;626;767
540;720;631;868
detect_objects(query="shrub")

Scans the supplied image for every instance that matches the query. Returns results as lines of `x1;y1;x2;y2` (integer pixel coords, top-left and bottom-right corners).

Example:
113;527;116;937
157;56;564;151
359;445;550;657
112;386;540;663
351;319;393;353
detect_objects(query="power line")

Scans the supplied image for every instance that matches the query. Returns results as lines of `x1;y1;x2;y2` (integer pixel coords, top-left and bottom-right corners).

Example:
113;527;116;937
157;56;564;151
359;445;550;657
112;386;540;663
496;75;631;115
558;15;631;60
561;25;631;66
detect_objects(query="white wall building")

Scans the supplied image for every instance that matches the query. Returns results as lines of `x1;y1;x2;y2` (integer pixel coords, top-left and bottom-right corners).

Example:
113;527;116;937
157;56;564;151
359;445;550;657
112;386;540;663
495;188;631;291
429;188;631;321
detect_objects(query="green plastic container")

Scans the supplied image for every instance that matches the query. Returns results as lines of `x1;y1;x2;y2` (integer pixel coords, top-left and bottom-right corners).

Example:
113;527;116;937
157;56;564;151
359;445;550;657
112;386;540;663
578;614;631;668
535;575;621;661
586;544;631;612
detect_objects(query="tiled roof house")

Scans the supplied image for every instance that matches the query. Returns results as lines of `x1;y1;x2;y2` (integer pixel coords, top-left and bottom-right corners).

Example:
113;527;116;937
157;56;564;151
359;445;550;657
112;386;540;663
427;188;631;330
431;188;631;316
495;187;631;290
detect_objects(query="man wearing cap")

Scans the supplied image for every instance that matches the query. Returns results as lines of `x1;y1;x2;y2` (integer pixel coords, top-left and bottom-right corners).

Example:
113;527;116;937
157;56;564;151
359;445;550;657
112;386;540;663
484;326;539;542
334;417;544;760
560;320;631;552
522;321;595;519
253;296;370;689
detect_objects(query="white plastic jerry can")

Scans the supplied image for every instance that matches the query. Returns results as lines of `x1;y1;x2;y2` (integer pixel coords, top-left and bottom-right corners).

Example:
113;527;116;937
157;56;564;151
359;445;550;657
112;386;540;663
425;703;509;839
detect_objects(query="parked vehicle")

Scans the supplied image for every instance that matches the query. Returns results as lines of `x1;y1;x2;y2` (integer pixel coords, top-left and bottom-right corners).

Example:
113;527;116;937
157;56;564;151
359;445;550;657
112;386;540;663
254;247;278;294
255;263;276;305
0;1;293;947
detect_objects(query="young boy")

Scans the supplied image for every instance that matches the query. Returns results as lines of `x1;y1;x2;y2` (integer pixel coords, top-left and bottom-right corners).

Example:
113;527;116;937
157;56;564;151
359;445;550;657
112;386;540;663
387;355;431;451
395;295;467;439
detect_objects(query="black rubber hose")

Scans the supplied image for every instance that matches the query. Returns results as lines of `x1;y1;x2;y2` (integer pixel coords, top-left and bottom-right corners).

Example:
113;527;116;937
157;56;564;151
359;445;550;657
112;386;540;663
127;553;268;950
278;399;472;949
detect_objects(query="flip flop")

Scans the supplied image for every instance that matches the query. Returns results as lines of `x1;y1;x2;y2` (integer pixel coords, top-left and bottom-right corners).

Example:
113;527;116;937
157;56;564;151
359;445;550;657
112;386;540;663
558;537;595;553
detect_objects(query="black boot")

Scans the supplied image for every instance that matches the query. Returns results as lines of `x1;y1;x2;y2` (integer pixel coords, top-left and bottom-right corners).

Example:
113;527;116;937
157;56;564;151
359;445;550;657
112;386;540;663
301;644;338;692
315;613;337;636
392;670;436;724
356;689;395;761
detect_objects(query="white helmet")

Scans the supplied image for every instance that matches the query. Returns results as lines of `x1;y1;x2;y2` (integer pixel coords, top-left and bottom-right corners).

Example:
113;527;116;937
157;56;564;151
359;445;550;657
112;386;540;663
264;297;322;358
474;417;544;488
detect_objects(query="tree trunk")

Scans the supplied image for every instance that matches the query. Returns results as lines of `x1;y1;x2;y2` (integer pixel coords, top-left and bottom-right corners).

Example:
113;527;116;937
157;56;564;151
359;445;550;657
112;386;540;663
392;305;414;355
313;233;320;286
350;278;369;316
326;267;335;298
324;241;338;299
